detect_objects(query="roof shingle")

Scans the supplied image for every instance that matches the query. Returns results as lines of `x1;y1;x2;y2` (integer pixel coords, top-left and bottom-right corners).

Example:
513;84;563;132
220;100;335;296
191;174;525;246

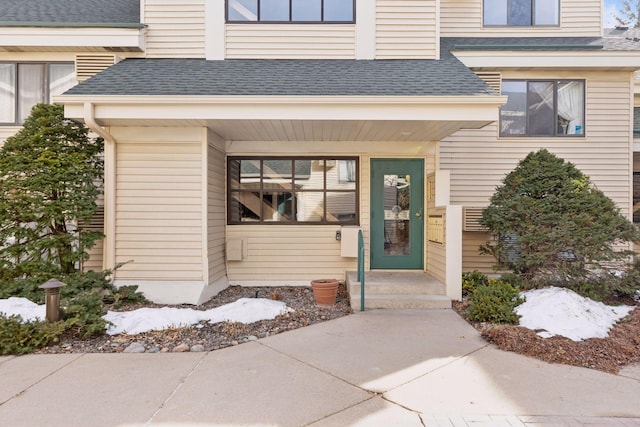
0;0;140;26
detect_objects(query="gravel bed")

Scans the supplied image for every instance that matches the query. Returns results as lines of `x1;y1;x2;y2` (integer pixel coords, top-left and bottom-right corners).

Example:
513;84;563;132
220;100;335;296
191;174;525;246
35;283;352;354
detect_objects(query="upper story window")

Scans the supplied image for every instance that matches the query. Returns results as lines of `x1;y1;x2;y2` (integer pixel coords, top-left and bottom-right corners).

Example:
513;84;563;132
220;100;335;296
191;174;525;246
484;0;559;26
500;80;585;137
228;157;358;225
0;63;76;125
227;0;355;23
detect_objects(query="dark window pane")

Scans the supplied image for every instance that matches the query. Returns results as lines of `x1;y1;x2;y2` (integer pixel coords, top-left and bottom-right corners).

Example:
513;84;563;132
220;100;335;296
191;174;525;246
326;192;356;223
261;0;289;21
509;0;532;26
263;191;293;222
500;81;527;135
484;0;508;25
527;81;555;136
292;0;321;21
228;0;258;21
231;191;262;222
534;0;559;25
557;81;584;135
324;0;354;21
0;64;15;123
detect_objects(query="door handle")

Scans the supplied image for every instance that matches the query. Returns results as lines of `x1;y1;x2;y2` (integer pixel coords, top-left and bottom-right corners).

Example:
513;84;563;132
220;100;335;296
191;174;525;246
415;212;422;218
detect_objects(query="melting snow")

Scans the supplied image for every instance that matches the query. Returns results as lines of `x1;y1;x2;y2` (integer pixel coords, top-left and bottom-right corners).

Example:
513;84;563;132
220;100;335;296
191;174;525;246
0;297;45;322
516;287;634;341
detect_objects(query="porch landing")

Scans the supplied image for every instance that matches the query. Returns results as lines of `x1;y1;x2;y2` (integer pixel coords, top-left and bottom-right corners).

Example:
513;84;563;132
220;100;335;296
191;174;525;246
345;271;451;310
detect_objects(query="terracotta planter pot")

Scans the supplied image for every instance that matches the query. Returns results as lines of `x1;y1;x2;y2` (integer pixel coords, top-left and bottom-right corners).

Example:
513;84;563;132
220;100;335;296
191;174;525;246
310;279;339;306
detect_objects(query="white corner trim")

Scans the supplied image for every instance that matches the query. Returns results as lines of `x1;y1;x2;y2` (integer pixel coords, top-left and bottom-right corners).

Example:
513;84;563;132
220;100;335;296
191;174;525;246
205;0;225;60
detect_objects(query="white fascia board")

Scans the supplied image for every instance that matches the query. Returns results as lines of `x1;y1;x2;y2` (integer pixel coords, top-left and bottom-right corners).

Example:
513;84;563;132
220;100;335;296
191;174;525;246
57;95;507;122
0;27;145;51
453;50;640;70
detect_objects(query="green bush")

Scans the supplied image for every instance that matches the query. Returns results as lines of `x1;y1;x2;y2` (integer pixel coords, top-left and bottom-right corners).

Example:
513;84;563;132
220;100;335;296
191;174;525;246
480;149;639;292
0;316;68;355
462;270;489;297
0;267;146;352
468;279;524;324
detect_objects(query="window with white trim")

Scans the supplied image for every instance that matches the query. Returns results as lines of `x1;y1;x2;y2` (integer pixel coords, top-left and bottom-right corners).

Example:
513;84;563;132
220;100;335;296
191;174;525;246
500;79;585;137
484;0;559;26
228;157;358;224
0;63;76;125
226;0;355;23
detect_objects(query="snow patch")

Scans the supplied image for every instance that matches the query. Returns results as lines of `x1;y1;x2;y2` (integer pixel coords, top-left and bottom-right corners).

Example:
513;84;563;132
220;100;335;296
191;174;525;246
103;297;294;335
516;287;634;341
0;297;45;322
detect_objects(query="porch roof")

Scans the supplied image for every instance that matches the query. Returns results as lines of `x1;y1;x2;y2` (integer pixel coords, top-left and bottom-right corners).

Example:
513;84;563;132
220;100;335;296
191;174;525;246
64;55;496;97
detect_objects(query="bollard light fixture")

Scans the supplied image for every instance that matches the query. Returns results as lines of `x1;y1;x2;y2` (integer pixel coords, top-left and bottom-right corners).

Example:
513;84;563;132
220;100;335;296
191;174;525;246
39;278;67;322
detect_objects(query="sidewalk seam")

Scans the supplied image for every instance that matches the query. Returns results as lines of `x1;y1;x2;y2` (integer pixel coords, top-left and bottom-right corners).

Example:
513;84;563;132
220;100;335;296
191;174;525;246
143;352;208;426
0;353;84;406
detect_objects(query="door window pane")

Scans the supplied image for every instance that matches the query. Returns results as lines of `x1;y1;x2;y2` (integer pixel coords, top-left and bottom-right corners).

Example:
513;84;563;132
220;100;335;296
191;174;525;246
534;0;559;24
484;0;508;25
324;0;354;21
18;64;45;123
261;0;289;21
228;0;258;21
0;64;15;123
383;175;411;256
292;0;321;21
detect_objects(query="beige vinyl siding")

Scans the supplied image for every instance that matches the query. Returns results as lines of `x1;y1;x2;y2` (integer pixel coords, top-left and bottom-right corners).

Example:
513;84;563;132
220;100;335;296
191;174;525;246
144;0;206;58
225;24;356;59
441;71;633;274
207;130;226;284
0;127;21;146
83;238;104;272
376;0;438;59
115;134;204;281
226;225;354;281
440;0;601;37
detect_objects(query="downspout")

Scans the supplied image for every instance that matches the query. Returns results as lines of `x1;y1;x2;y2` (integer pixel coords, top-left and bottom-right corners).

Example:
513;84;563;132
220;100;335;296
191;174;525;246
83;102;117;273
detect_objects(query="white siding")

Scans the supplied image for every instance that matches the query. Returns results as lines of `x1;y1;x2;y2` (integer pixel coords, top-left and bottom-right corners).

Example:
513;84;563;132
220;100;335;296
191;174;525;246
440;0;602;37
114;130;204;281
376;0;438;59
225;24;356;59
144;0;206;58
207;130;226;284
441;71;633;274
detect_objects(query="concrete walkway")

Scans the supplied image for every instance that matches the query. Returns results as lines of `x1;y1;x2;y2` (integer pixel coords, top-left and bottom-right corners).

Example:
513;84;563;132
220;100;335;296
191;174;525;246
1;309;640;426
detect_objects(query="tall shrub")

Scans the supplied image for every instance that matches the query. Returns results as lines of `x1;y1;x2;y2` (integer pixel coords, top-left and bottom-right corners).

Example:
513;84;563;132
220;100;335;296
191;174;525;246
0;104;103;280
480;149;639;287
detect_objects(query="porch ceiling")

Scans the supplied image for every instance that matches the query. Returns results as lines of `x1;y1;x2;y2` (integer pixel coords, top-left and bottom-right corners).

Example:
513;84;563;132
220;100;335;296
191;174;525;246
94;118;493;142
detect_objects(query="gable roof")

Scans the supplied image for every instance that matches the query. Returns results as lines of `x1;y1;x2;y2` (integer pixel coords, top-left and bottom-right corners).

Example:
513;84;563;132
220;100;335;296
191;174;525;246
0;0;141;27
64;52;496;97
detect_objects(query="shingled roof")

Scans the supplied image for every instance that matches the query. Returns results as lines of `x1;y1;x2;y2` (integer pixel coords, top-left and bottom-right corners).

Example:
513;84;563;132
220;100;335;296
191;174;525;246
444;33;640;51
0;0;140;27
64;49;496;97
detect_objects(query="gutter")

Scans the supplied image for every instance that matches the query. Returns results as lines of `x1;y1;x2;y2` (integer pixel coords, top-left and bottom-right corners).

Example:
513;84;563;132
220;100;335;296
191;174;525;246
0;21;145;29
83;103;116;272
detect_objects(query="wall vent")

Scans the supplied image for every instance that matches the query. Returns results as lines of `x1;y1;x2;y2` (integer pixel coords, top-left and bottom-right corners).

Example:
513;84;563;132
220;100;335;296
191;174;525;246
78;205;104;232
474;71;502;94
463;206;487;232
75;54;117;82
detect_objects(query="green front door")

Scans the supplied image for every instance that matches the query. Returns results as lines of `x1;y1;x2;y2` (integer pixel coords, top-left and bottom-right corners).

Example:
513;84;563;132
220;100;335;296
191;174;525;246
370;159;424;269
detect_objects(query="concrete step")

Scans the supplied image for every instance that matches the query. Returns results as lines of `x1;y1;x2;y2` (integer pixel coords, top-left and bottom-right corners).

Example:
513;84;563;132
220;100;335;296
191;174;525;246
349;281;446;296
351;294;451;310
